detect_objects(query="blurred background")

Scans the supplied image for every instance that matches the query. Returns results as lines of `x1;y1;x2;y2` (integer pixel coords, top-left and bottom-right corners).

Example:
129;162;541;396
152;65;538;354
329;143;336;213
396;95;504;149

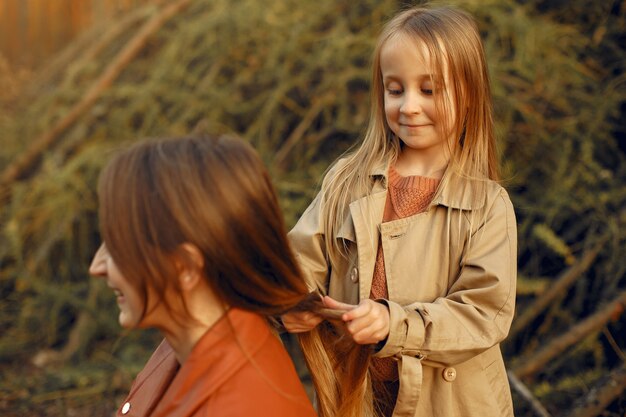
0;0;624;416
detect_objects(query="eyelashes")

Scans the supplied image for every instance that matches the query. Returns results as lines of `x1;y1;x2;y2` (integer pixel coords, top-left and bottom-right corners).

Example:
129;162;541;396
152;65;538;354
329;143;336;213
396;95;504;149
385;87;433;96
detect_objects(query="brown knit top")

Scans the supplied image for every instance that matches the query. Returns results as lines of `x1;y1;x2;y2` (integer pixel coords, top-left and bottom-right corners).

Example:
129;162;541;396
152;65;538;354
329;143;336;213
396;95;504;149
370;165;440;381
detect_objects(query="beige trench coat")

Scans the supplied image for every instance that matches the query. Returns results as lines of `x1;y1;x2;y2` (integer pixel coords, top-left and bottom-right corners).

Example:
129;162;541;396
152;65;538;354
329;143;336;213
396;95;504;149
289;162;517;417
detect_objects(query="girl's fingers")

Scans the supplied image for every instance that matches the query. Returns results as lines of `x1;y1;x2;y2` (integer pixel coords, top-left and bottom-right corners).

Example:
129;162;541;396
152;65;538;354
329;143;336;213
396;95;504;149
351;328;380;345
293;297;389;343
342;300;373;321
348;319;388;344
343;300;390;343
287;326;317;333
281;311;323;333
345;313;381;335
322;295;355;312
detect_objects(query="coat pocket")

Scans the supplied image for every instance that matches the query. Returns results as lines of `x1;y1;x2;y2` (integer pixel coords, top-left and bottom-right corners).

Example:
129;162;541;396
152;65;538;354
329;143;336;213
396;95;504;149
480;347;514;417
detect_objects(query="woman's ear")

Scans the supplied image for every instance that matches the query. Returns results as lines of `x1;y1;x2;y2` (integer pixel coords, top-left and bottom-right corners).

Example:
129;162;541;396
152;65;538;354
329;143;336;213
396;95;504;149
176;243;205;291
179;271;198;291
180;242;205;269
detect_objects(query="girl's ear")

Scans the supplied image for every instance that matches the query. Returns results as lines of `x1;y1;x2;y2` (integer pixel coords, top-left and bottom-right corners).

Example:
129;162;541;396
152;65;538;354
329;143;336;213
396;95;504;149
176;243;205;291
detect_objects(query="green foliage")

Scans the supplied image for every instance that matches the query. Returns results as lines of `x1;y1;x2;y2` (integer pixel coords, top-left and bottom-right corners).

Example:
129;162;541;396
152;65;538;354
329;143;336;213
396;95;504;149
0;0;624;415
516;274;551;296
531;223;575;265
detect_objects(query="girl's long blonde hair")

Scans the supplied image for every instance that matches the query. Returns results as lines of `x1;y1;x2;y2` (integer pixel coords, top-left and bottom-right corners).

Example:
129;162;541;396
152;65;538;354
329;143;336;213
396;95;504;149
297;5;499;417
320;4;498;272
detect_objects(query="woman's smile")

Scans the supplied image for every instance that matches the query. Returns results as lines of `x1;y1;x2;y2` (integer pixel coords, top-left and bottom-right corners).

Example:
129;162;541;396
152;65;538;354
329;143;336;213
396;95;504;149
111;287;125;303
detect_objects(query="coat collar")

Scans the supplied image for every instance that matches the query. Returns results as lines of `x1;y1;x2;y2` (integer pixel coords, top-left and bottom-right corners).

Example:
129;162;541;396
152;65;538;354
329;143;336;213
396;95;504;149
119;339;180;416
150;309;271;417
368;159;486;211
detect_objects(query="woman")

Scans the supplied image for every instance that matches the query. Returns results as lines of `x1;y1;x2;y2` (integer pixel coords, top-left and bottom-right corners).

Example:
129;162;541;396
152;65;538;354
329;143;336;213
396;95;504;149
89;134;318;417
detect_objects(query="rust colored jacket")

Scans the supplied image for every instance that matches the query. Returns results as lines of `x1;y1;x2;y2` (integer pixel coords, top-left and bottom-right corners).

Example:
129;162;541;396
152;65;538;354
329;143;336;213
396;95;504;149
115;308;317;417
289;161;517;417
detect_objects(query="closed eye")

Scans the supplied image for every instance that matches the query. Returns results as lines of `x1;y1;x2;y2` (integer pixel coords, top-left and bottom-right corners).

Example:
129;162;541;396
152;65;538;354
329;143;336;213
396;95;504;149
384;79;403;97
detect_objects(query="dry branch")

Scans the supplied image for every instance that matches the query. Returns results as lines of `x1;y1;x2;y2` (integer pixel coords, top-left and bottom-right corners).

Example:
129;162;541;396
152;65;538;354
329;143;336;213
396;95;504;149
70;5;155;69
507;370;553;417
0;0;192;194
509;240;604;339
25;0;163;99
513;289;626;379
31;278;102;367
566;361;626;417
273;93;334;170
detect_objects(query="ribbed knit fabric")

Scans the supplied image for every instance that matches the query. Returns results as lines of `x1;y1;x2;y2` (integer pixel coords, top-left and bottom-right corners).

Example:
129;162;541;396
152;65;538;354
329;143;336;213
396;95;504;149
370;165;440;382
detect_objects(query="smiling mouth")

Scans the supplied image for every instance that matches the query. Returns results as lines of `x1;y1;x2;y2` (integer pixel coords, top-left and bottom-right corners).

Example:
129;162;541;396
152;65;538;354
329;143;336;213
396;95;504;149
401;123;430;128
109;286;125;302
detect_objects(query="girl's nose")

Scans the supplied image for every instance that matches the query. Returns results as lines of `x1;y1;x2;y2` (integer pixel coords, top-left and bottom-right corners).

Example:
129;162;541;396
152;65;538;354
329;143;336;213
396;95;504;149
89;244;108;278
400;92;423;115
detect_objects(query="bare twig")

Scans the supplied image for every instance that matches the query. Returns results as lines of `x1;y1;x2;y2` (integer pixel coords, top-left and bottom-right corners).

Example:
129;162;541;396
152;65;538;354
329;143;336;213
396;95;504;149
68;6;155;70
32;279;102;367
509;239;605;339
507;370;553;417
513;289;626;379
566;361;626;417
0;0;192;194
602;327;626;362
273;93;334;170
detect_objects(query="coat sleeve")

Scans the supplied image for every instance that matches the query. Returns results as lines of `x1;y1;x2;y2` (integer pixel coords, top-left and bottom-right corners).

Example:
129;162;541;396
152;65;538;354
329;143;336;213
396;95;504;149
375;189;517;366
287;191;330;294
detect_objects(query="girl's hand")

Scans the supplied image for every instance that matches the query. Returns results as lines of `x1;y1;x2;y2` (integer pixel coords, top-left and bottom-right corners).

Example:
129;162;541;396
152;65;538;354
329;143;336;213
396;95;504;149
281;311;323;333
323;296;390;345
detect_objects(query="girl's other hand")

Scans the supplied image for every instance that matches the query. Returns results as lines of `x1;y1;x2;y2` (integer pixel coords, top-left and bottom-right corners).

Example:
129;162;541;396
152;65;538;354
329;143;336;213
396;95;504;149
323;296;390;345
281;311;323;333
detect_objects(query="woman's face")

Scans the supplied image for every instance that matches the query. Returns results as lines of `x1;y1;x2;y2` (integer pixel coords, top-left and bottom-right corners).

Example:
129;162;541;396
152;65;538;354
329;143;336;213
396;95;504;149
89;244;145;329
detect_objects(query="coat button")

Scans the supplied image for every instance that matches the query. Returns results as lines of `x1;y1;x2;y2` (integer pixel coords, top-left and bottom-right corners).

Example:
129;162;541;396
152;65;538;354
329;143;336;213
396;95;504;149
350;267;359;283
121;402;131;414
442;367;457;382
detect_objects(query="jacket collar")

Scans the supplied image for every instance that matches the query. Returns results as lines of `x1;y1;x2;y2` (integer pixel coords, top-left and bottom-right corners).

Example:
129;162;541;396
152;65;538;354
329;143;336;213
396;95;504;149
369;159;485;211
150;309;271;416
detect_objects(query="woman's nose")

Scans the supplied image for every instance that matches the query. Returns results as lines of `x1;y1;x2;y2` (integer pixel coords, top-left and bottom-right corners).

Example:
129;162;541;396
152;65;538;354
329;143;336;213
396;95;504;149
89;244;108;278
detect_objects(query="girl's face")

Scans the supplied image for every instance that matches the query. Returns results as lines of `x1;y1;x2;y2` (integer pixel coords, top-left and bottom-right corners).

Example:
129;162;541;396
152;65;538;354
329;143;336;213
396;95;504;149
89;244;145;329
380;34;456;161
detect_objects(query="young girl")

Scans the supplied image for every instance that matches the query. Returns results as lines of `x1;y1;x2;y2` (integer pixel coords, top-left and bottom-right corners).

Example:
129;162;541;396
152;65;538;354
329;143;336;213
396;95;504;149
284;5;517;417
89;134;318;417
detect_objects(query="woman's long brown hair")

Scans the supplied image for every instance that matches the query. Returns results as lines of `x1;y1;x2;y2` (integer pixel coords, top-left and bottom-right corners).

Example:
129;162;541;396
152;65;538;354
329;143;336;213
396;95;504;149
299;324;376;417
98;134;310;320
99;133;373;415
290;294;376;417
